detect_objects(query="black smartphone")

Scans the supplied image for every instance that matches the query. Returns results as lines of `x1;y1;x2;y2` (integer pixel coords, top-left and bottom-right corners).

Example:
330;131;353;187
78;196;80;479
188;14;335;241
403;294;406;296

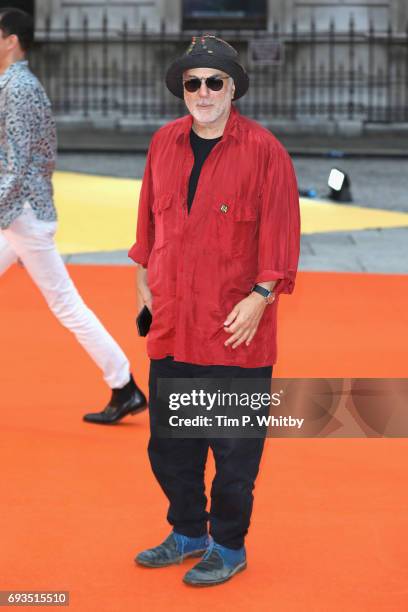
136;305;152;336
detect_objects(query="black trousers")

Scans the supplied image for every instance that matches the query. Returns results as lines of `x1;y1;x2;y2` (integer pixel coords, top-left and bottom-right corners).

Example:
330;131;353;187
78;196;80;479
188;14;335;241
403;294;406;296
148;356;273;550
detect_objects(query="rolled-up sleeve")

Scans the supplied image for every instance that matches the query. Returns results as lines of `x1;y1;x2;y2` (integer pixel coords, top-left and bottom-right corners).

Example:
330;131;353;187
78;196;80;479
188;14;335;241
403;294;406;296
255;146;301;295
128;145;155;266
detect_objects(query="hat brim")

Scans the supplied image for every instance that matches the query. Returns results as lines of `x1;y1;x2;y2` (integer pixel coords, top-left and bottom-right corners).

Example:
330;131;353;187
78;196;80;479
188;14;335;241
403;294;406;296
165;53;249;101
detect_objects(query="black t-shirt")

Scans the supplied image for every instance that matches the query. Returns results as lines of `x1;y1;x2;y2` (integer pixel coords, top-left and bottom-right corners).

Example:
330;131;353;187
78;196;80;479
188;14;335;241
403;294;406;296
187;129;222;213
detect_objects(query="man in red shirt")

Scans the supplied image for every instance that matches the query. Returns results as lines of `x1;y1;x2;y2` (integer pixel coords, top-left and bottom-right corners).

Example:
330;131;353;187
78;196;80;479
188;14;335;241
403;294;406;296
129;35;300;586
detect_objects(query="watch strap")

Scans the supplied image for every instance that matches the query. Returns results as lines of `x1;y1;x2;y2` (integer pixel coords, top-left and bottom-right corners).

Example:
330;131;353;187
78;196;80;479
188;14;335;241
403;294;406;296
252;284;275;304
252;284;270;300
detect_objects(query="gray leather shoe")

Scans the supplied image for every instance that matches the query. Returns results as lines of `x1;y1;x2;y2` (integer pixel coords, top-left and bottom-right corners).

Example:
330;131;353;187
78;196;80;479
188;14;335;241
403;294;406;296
183;541;247;587
135;532;209;568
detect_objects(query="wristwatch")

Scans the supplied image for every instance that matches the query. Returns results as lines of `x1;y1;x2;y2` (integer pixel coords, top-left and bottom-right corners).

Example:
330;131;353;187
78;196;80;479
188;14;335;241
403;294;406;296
251;284;275;304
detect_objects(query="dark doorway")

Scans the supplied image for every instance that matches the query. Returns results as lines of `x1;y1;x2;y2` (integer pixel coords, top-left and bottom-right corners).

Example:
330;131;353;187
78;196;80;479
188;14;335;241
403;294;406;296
183;0;267;30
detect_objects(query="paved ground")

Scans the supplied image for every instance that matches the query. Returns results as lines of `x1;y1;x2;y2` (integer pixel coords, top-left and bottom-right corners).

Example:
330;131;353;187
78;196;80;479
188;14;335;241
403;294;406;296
57;153;408;274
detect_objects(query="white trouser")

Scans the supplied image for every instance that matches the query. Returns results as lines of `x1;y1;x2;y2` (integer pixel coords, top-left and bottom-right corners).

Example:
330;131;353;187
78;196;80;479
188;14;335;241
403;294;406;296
0;204;130;389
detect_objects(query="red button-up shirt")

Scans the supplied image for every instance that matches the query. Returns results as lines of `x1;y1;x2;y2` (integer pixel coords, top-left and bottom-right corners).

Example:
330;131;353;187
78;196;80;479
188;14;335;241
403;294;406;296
129;106;300;367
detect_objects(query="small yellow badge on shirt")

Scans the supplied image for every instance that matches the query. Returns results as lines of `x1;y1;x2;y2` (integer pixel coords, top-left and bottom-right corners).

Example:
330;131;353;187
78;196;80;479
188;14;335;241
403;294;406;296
220;204;229;213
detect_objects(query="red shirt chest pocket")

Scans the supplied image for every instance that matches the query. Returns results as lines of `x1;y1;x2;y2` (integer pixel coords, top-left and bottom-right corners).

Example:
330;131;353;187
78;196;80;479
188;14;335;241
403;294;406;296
152;193;174;249
208;197;259;259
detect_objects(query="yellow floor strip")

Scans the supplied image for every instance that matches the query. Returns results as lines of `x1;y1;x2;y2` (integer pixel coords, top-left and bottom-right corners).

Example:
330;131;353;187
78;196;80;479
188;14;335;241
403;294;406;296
300;199;408;234
53;171;141;254
53;171;408;254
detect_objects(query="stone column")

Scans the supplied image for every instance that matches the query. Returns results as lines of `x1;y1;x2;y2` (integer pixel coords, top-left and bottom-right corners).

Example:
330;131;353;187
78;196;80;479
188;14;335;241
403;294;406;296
35;0;62;31
390;0;408;32
157;0;182;33
267;0;293;31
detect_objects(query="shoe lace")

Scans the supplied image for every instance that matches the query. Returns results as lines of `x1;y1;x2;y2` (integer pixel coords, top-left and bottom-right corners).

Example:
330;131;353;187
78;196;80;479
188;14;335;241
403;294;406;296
201;539;215;561
194;540;225;571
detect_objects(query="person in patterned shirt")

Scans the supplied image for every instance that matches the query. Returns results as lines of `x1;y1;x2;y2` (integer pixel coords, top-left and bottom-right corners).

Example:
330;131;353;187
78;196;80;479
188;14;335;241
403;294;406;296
0;8;146;424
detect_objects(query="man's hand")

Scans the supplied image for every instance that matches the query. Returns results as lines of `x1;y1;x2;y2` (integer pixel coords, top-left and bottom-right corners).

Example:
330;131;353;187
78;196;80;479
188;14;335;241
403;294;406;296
223;291;273;349
136;265;153;313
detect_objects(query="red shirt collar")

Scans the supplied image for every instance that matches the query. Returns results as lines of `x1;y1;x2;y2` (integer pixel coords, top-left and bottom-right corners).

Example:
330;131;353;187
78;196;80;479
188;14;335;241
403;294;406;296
175;104;241;144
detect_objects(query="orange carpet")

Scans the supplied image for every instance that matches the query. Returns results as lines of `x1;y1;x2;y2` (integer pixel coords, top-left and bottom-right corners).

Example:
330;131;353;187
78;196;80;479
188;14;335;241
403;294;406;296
1;266;407;612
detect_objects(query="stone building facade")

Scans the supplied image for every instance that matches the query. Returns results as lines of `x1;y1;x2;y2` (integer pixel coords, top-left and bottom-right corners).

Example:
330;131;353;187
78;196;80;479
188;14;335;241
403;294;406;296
34;0;408;34
24;1;408;131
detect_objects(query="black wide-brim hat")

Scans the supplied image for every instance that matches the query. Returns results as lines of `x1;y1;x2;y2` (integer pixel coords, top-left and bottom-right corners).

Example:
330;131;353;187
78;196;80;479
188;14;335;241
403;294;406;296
165;34;249;101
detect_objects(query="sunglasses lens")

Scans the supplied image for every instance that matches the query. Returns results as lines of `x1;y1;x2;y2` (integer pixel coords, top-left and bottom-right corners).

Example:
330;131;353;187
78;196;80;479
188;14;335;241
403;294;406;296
183;77;226;92
184;78;201;92
206;77;224;91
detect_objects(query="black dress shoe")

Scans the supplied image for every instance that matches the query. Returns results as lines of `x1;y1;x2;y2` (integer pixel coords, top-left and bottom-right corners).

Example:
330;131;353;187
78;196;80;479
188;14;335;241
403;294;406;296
82;374;147;424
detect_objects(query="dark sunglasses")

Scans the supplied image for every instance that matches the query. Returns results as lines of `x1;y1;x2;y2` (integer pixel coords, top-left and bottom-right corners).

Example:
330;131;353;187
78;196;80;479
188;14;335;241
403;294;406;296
183;76;230;93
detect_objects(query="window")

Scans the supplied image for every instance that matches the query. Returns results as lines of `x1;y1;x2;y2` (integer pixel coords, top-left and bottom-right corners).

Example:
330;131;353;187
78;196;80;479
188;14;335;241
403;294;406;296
183;0;267;30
